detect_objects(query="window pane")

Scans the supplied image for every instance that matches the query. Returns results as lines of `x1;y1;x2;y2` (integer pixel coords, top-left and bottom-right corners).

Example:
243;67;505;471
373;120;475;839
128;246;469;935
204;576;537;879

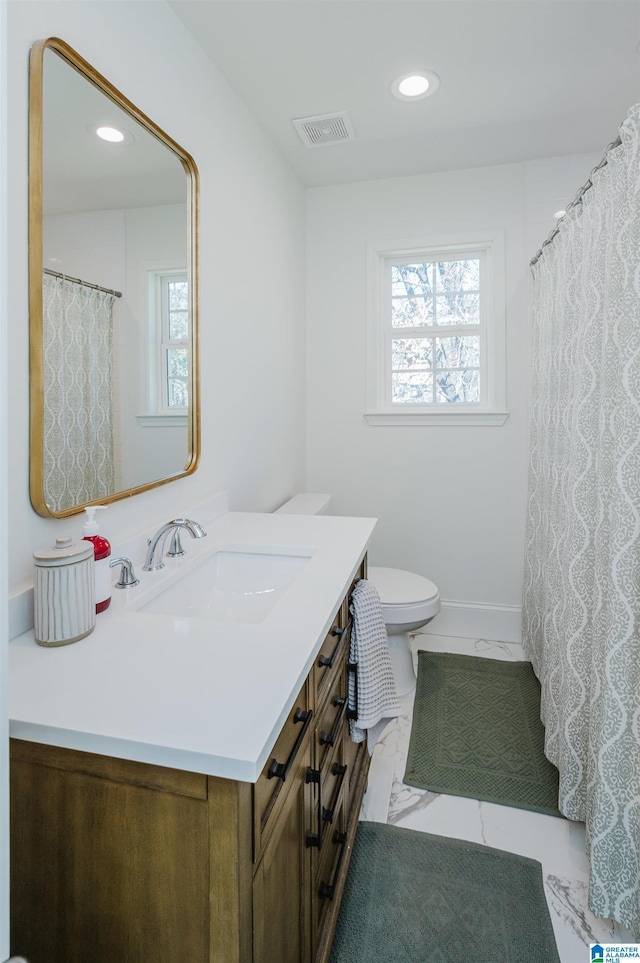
391;263;434;297
435;369;480;403
169;310;189;340
434;292;479;326
168;281;188;310
391;371;433;404
168;379;188;407
391;297;434;327
167;347;188;379
436;336;480;369
434;259;479;292
392;338;432;370
167;344;188;408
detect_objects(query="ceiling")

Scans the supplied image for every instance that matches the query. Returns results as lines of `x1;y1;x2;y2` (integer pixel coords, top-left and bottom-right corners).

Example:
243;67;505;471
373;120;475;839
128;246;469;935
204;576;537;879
43;48;186;215
170;0;640;187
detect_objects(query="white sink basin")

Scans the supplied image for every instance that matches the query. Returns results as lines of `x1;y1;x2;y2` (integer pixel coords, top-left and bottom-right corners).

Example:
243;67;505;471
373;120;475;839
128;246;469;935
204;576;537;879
137;550;311;623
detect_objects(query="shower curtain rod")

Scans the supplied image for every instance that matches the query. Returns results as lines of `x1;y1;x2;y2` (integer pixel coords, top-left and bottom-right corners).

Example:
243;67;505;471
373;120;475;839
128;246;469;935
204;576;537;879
529;134;622;268
43;267;122;299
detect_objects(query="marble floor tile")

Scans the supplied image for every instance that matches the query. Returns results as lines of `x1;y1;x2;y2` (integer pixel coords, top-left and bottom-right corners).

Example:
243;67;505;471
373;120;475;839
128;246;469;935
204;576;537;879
360;633;635;959
412;630;526;662
360;717;403;823
479;801;590;878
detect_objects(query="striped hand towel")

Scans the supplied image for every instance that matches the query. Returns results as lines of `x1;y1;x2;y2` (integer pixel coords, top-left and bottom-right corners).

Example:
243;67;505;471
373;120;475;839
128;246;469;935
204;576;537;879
348;578;401;752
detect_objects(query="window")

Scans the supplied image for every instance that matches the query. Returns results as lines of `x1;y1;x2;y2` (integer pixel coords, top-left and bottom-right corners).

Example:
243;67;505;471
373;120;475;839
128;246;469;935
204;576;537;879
366;232;507;425
143;269;189;422
390;256;481;405
158;272;189;410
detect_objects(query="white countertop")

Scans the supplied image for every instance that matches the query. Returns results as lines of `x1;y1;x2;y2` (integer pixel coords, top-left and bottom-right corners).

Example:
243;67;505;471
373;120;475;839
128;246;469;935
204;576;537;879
9;510;376;782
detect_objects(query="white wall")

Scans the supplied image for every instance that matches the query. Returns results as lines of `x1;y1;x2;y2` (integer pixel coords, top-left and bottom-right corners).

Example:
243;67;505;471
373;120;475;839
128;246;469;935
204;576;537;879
306;153;599;641
7;0;306;593
122;203;189;488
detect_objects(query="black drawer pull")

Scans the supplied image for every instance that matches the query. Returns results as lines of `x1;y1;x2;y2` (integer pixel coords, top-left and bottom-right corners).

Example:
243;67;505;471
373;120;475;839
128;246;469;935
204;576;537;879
320;697;347;747
319;831;348;901
322;763;347;824
266;707;313;781
305;767;322;849
318;619;351;670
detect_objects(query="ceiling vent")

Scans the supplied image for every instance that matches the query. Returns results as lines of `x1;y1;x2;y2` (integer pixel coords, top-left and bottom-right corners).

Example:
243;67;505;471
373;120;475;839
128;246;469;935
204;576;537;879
292;111;356;149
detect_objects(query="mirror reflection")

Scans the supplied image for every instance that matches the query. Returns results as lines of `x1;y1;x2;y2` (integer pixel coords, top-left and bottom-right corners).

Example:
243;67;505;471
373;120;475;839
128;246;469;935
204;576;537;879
30;38;199;517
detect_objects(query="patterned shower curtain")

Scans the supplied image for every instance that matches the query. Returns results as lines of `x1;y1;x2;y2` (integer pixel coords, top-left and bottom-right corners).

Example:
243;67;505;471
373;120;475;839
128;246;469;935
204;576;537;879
523;104;640;937
42;275;115;513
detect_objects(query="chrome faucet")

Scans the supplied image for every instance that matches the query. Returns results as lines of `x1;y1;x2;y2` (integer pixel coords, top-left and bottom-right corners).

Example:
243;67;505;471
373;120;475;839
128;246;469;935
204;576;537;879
143;518;207;571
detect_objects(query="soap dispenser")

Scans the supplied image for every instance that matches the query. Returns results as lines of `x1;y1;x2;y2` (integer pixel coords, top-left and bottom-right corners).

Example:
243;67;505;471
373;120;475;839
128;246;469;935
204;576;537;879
83;506;112;613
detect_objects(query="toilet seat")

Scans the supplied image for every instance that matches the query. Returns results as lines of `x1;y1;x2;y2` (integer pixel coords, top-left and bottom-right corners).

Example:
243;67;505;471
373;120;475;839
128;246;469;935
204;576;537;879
367;566;440;624
367;566;438;605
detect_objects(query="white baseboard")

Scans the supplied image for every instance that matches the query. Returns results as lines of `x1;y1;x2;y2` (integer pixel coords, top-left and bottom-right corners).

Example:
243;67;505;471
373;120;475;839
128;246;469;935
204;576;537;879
424;599;522;643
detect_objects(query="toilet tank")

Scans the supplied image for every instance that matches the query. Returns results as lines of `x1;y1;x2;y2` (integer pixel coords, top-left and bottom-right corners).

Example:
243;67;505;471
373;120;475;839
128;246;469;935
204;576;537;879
274;493;331;515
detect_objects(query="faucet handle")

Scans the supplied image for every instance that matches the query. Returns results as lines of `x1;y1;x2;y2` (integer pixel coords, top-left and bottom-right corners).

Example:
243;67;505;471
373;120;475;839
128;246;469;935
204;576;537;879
110;556;140;588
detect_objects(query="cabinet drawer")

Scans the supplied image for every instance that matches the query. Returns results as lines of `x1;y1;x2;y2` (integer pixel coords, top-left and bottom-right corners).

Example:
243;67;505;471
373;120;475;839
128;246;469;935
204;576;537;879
312;800;348;948
343;732;366;799
314;608;349;706
314;669;348;774
313;559;366;708
319;758;348;843
350;557;367;590
306;743;349;859
316;804;347;896
254;682;312;851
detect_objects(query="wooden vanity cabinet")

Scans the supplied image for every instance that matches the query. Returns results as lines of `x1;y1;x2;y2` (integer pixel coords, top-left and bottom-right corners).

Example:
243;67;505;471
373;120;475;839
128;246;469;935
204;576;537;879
10;558;369;963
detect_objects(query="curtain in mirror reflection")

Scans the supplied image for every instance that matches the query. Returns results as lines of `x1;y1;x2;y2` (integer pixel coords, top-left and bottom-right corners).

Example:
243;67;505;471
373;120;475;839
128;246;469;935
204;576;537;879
42;274;117;512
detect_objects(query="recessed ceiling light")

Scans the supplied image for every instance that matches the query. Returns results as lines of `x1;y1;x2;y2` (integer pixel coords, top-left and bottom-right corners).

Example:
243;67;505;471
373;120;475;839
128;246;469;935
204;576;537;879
399;76;429;97
554;209;567;219
96;126;125;142
88;124;134;145
391;71;440;101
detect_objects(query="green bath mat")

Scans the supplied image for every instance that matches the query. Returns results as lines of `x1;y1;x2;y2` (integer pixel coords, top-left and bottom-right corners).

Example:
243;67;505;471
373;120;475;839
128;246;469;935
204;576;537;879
330;822;560;963
404;651;562;817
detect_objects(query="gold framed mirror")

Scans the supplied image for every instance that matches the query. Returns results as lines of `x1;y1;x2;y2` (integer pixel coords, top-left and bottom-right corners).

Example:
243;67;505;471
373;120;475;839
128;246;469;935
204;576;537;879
29;37;200;517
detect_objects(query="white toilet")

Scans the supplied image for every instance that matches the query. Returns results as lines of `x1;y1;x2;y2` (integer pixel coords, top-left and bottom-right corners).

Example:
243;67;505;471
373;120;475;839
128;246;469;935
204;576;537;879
365;565;440;696
275;494;441;695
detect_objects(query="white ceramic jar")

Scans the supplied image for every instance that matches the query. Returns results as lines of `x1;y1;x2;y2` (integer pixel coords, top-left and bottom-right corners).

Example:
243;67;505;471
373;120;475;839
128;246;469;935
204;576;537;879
33;537;95;646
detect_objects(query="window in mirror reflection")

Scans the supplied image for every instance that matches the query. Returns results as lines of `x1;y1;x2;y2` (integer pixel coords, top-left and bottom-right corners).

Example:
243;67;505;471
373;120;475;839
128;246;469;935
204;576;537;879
151;270;189;412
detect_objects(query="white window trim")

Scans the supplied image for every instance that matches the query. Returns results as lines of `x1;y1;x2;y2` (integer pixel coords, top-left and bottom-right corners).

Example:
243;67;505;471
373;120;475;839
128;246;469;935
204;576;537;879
136;414;188;428
365;230;508;426
143;265;189;420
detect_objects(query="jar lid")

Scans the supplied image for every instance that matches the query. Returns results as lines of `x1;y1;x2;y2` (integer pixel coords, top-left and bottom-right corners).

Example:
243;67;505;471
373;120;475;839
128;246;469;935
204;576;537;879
34;537;93;566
